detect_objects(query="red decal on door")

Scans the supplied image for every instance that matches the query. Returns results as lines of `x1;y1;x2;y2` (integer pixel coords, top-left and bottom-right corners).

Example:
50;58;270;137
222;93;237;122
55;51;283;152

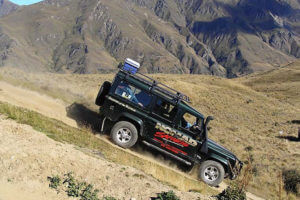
154;132;189;147
154;138;188;155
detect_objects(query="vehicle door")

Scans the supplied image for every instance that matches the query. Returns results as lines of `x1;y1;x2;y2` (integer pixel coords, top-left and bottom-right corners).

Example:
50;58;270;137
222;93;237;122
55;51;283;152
175;110;203;158
145;96;191;158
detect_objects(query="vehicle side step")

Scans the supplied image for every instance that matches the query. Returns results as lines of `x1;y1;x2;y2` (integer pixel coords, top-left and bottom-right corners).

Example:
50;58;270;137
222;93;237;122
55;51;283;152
142;141;192;166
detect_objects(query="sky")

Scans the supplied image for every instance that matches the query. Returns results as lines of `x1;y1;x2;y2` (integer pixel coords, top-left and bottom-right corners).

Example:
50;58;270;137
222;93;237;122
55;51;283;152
10;0;43;5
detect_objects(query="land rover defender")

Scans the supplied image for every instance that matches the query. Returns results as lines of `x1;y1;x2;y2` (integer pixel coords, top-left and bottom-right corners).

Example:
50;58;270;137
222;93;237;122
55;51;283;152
95;58;243;186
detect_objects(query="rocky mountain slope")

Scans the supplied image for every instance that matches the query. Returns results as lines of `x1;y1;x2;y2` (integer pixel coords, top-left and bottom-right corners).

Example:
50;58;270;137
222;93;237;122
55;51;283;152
0;0;299;77
0;0;18;17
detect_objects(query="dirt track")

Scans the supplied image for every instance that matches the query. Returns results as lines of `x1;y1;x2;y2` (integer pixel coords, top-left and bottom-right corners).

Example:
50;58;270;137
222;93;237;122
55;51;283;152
0;81;77;128
0;81;264;200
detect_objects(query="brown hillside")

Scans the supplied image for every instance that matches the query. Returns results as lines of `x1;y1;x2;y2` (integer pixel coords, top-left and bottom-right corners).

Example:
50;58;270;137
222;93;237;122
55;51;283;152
238;60;300;107
0;60;299;199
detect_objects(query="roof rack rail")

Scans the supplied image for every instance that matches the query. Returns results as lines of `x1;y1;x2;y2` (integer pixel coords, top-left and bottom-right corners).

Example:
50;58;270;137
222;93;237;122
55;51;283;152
119;69;191;103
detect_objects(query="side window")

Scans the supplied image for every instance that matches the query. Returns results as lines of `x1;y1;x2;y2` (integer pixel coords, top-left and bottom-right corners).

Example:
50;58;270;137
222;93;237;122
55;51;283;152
114;81;152;107
153;97;177;121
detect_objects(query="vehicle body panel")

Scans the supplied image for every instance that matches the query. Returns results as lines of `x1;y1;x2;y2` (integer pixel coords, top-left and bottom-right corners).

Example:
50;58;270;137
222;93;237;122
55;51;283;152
97;70;243;179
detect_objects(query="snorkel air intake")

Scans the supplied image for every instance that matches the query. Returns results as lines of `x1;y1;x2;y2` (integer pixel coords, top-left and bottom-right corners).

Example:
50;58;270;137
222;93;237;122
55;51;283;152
200;116;214;154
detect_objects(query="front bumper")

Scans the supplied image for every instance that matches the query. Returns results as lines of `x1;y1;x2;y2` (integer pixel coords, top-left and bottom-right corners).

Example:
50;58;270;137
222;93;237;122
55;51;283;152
230;159;243;180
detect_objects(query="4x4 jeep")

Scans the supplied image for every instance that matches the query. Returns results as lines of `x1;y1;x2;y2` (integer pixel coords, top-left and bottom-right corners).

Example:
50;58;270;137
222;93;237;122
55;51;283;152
95;63;243;186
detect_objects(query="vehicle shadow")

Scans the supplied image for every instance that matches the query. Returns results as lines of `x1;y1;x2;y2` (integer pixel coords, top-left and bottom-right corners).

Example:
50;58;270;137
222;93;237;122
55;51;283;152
276;135;299;142
66;102;101;132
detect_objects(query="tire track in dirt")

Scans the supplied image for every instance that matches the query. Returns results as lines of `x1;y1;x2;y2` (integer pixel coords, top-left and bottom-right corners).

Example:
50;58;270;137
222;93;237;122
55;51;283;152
0;81;77;128
0;81;264;200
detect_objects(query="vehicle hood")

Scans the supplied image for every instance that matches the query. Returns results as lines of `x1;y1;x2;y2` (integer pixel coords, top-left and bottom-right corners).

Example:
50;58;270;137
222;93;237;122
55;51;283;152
207;139;237;160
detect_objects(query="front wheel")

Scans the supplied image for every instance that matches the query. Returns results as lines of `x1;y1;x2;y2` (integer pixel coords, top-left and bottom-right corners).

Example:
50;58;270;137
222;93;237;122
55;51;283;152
110;121;138;148
199;160;225;186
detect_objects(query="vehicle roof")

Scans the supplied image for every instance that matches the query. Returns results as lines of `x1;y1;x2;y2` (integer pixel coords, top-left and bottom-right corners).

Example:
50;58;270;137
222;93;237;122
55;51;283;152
116;70;205;119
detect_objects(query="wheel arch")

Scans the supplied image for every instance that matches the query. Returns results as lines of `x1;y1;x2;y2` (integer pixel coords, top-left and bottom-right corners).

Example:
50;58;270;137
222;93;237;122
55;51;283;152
117;113;144;136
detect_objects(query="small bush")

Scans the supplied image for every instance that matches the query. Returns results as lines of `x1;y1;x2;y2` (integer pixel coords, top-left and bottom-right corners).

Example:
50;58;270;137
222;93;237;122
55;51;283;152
283;169;300;195
217;155;252;200
216;184;246;200
155;190;180;200
48;172;100;200
102;197;117;200
63;172;84;197
244;146;253;152
81;184;100;200
252;165;259;176
47;175;61;189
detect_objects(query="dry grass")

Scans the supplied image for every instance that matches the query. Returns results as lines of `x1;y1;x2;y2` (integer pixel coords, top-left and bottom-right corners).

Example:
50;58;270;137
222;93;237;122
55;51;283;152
238;60;300;107
0;61;299;199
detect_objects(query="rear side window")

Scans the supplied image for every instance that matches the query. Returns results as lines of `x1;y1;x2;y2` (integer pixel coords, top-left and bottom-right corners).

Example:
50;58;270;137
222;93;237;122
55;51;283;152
153;97;177;121
114;81;152;107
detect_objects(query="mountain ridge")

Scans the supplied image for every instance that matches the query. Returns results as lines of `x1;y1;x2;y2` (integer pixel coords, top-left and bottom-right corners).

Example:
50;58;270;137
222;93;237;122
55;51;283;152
0;0;299;77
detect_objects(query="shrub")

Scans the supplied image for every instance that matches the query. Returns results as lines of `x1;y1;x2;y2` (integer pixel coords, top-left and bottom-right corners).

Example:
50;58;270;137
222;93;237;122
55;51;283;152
155;190;180;200
217;155;252;200
244;146;253;152
102;197;117;200
216;183;246;200
63;172;84;197
252;165;259;176
47;175;61;189
48;172;100;200
283;169;300;195
81;184;100;200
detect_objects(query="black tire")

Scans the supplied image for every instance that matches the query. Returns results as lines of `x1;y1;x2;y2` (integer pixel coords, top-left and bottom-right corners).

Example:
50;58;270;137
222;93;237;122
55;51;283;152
95;81;111;106
199;160;225;186
110;121;138;148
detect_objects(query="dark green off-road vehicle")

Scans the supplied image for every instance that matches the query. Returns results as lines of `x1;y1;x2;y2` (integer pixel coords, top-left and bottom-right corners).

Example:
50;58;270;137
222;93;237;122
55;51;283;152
95;59;243;186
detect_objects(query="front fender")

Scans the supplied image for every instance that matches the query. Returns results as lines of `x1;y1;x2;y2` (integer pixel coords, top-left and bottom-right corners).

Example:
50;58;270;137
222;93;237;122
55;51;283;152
206;153;230;172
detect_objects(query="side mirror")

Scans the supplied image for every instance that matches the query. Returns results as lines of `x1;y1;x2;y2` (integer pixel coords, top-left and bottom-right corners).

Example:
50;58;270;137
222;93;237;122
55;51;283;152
205;116;214;126
207;116;214;121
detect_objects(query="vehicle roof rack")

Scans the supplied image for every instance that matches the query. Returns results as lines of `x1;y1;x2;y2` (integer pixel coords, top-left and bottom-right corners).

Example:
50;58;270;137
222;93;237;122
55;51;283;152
119;69;191;103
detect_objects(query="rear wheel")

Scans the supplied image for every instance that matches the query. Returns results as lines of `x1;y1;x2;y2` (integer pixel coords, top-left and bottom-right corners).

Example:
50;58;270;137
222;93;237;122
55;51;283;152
110;121;138;148
95;81;111;106
199;160;225;186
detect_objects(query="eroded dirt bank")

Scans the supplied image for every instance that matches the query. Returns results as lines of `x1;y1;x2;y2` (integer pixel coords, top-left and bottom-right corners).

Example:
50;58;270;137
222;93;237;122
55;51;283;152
0;116;208;200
